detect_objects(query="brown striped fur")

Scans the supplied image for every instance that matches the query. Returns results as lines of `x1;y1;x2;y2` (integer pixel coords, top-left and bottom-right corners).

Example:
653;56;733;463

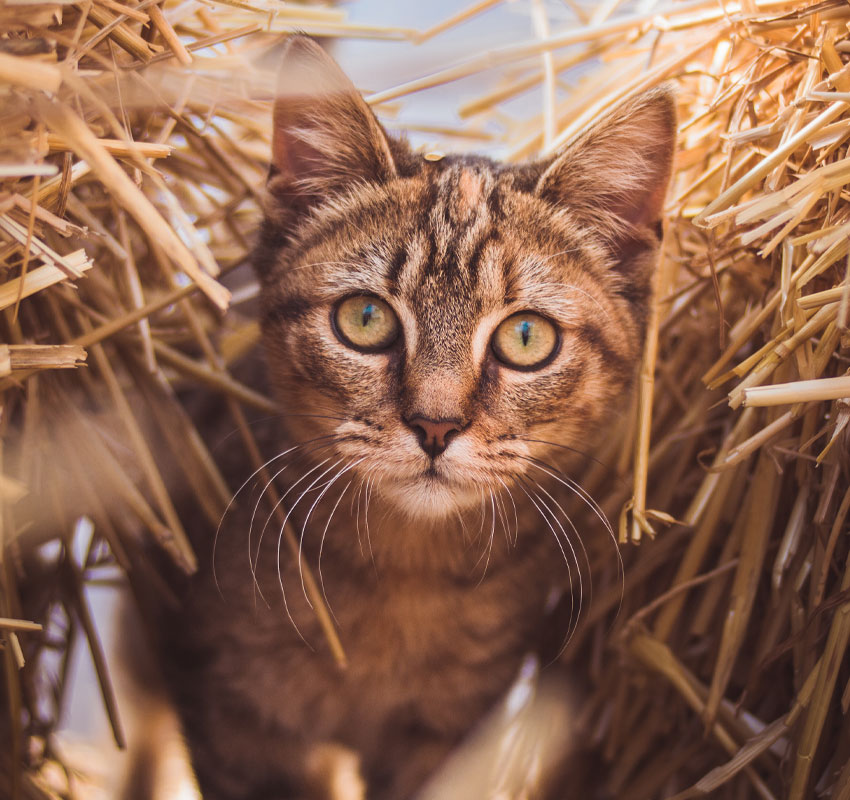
157;36;676;800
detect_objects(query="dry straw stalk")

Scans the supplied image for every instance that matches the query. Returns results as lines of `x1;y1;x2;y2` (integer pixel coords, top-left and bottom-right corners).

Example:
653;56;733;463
1;0;850;798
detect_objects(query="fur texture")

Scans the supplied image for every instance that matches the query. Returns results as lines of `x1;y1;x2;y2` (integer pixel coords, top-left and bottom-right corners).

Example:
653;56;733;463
155;36;676;800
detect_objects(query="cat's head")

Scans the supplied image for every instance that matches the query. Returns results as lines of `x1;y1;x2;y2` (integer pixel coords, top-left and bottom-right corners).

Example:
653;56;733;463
256;36;675;520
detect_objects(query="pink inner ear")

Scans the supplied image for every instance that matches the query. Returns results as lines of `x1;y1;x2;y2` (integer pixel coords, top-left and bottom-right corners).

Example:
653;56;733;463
271;104;323;187
622;156;674;229
271;115;294;179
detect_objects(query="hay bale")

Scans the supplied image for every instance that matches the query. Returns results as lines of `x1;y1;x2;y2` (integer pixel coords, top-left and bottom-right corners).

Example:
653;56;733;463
1;1;849;798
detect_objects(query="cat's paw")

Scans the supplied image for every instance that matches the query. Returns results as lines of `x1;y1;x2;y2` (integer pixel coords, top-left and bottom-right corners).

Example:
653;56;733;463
304;742;366;800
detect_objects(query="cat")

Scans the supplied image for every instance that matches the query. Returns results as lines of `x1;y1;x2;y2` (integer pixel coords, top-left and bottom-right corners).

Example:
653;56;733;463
150;35;676;800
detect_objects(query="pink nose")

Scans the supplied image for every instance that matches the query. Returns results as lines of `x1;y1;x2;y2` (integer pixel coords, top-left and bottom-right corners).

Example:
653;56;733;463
406;416;463;459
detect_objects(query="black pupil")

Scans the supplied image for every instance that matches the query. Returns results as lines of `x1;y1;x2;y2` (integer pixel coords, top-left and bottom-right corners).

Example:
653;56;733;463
362;304;374;327
520;320;531;346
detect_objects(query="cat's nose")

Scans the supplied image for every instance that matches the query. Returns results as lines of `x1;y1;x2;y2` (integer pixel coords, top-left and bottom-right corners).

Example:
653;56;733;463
405;416;464;459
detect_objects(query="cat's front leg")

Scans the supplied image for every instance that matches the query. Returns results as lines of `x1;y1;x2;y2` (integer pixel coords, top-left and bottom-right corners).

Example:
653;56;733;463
191;740;365;800
302;742;366;800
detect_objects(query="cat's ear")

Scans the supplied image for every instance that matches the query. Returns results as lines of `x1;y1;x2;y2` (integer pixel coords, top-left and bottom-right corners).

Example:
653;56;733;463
535;87;676;264
269;35;397;211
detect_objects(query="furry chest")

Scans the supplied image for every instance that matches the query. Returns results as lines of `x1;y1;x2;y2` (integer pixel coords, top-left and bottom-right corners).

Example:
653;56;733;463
226;568;536;744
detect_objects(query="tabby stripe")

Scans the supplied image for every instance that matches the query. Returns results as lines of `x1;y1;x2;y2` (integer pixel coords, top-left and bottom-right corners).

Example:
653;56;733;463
424;227;439;279
486;185;503;220
616;280;651;329
578;322;629;373
465;231;490;287
264;296;310;324
385;242;409;295
501;254;518;305
419;174;443;279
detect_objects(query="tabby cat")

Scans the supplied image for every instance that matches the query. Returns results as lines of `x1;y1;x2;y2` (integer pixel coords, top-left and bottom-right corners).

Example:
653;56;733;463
154;35;675;800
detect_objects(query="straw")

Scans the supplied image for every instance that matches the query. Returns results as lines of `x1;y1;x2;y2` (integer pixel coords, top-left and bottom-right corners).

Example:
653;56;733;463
3;1;850;797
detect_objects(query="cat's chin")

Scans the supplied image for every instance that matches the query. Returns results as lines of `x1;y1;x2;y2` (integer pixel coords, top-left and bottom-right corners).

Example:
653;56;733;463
379;475;481;520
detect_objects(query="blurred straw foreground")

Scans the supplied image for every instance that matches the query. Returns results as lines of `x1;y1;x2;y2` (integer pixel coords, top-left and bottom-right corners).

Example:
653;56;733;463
2;0;850;797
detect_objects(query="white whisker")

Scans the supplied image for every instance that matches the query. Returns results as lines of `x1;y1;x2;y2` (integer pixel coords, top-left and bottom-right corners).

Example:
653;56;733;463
213;441;311;597
317;479;354;625
261;456;337;644
522;456;614;536
483;487;497;583
523;455;624;621
516;479;577;644
282;457;347;607
352;472;368;558
364;473;377;571
528;479;585;657
492;482;511;547
471;486;497;584
494;475;519;547
298;458;366;609
247;438;338;601
531;477;592;614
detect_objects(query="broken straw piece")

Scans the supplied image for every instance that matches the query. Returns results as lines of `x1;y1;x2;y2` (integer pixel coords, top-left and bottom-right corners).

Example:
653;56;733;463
743;375;850;407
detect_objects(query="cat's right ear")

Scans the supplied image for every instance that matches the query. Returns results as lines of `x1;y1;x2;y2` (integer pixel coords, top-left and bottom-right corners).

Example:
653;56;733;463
268;36;397;218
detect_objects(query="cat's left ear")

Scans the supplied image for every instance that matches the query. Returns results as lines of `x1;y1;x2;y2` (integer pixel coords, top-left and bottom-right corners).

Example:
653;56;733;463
535;87;676;267
268;36;397;215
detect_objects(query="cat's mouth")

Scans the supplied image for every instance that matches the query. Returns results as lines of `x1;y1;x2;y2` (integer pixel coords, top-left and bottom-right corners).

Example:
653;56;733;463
420;459;475;488
377;467;481;518
394;470;456;490
422;464;448;481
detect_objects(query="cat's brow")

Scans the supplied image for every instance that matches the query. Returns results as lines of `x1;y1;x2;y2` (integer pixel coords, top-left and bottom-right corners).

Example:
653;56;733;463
510;278;610;321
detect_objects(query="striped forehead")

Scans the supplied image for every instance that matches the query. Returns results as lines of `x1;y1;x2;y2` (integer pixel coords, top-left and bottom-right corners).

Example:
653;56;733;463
390;166;499;298
394;169;505;357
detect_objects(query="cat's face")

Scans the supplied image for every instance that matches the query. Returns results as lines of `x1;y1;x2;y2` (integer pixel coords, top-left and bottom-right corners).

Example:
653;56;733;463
256;37;675;519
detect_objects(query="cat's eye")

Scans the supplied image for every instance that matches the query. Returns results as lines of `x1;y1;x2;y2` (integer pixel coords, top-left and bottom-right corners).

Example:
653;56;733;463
491;312;559;370
333;295;400;352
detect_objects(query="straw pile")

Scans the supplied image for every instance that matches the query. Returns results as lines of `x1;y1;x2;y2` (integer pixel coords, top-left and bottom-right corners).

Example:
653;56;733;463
1;0;849;798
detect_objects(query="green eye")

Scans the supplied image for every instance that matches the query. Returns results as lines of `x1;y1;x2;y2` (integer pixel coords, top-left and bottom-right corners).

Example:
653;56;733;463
334;295;400;351
491;312;559;369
